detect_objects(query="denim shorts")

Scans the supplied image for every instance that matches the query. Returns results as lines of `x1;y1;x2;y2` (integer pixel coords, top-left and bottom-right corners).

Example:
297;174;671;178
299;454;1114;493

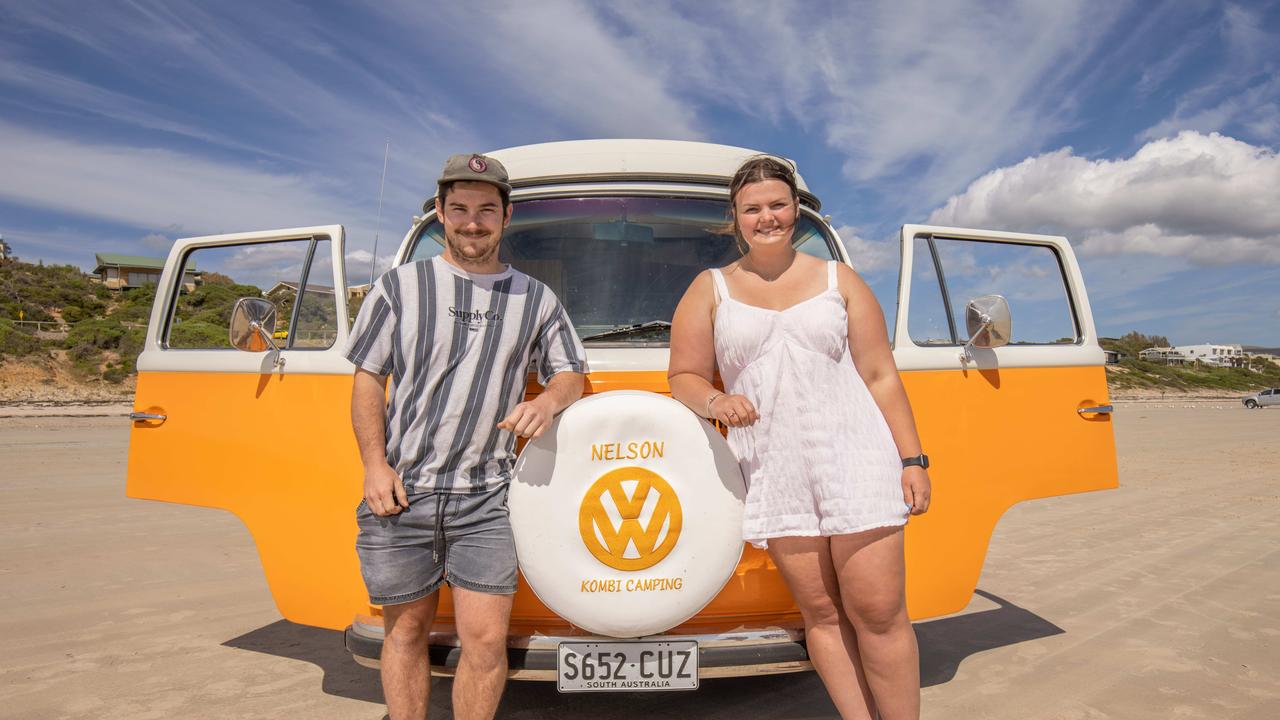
355;484;517;605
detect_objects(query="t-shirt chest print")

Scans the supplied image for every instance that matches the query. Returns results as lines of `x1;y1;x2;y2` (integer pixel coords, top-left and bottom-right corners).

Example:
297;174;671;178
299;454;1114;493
448;303;504;332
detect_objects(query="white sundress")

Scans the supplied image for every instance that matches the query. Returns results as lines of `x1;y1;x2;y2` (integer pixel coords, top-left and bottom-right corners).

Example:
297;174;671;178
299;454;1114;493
710;262;910;548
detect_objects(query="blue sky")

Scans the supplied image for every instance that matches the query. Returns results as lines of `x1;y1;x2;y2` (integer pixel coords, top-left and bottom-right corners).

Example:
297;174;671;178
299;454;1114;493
1;0;1278;345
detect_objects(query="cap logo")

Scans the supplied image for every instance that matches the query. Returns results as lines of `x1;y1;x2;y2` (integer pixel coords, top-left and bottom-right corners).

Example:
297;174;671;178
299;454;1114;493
468;155;488;173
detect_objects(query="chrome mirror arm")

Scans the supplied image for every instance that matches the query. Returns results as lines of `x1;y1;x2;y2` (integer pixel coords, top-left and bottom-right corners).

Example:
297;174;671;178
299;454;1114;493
251;321;285;369
959;312;992;364
959;294;1011;363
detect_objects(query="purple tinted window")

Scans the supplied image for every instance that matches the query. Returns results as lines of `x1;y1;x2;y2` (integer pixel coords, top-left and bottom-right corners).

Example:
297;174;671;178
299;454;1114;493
409;196;834;343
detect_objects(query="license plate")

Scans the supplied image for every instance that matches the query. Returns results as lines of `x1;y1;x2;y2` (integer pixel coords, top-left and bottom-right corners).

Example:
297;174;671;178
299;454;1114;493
557;640;699;692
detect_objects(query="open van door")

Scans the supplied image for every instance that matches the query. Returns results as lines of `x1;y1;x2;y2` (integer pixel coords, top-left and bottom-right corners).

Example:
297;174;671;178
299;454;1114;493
126;226;367;630
892;225;1118;619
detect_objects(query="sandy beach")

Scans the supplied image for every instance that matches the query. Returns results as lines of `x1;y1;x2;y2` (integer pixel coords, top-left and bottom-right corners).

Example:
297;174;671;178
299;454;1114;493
0;403;1276;719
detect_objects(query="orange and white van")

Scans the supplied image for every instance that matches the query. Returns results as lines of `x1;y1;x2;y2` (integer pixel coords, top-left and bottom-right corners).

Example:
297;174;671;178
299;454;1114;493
126;139;1117;689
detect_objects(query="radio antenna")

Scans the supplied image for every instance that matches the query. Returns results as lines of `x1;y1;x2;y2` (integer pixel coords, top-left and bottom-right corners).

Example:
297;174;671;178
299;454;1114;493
368;139;391;287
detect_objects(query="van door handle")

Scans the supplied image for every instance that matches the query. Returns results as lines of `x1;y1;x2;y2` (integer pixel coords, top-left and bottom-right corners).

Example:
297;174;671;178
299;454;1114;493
1077;405;1113;415
130;412;167;423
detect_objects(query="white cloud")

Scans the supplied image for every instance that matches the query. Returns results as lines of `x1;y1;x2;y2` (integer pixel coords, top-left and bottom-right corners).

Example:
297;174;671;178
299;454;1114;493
563;0;1128;212
1;0;1143;237
1;1;470;254
0;121;377;243
140;232;176;253
0;224;134;267
1142;76;1280;143
1221;3;1271;66
0;55;290;161
1139;3;1280;143
819;1;1111;197
484;1;703;139
927;131;1280;265
372;0;703;141
837;226;897;274
343;249;377;288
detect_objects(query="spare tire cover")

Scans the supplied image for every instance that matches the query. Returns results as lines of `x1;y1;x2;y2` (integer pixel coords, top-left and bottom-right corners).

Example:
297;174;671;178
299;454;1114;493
510;390;746;638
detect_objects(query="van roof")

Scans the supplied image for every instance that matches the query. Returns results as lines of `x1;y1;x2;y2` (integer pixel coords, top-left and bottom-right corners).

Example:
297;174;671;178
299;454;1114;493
483;139;819;209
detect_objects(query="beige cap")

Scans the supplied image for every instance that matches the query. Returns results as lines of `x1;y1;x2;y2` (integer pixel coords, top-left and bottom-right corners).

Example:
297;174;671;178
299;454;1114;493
436;153;510;195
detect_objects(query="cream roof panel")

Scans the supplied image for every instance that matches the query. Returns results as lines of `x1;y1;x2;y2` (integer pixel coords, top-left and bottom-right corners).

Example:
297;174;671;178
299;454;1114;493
484;139;813;195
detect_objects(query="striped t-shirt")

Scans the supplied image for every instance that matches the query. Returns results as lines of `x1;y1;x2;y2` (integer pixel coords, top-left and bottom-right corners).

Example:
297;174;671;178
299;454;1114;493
345;257;588;493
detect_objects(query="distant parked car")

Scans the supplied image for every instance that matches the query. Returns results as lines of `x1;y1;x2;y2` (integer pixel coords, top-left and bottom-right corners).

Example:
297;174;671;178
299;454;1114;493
1242;388;1280;409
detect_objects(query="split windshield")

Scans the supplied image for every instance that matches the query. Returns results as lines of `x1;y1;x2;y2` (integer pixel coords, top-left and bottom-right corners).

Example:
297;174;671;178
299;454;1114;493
407;196;836;345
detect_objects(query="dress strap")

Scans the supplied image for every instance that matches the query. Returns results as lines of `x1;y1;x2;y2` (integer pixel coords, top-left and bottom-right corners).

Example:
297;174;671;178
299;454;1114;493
826;261;837;290
710;268;731;301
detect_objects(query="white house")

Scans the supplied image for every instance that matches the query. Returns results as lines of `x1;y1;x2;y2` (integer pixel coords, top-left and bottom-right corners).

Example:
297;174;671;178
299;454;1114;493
1175;343;1246;367
1139;347;1187;365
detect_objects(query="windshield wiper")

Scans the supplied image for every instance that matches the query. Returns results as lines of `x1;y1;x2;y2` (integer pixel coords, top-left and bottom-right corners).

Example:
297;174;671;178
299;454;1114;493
581;320;672;342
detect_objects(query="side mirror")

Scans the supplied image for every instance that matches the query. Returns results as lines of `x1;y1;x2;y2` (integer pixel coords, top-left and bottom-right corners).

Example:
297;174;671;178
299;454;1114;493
961;294;1011;362
229;297;285;367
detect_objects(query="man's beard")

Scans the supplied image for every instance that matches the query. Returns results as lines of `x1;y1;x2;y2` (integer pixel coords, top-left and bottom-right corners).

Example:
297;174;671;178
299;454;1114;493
445;229;501;267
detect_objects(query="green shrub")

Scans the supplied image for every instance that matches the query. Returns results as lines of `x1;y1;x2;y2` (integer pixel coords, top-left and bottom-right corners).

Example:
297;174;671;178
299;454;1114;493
68;342;104;378
0;319;45;357
110;300;153;324
65;317;126;350
120;285;157;306
2;301;53;323
61;305;90;324
187;308;231;327
103;363;128;383
119;326;147;373
168;321;228;349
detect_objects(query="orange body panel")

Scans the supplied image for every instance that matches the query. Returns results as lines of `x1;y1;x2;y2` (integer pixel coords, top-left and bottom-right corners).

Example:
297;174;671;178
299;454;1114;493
127;364;1116;631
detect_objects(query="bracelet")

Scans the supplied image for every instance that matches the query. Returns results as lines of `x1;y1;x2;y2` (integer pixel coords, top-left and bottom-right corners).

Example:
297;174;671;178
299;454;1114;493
705;391;725;417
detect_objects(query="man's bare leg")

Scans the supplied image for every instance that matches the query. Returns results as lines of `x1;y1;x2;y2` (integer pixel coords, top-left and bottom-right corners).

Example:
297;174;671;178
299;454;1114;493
451;587;514;720
381;593;440;720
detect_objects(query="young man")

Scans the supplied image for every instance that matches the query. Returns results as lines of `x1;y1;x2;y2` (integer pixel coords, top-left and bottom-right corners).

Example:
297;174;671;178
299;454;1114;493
346;153;587;720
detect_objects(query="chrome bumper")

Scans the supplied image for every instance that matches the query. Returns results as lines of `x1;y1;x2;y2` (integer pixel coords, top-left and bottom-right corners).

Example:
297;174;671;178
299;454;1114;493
345;619;811;680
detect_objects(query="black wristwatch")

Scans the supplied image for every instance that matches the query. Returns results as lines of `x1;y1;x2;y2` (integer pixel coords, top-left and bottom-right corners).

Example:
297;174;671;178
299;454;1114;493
902;454;929;469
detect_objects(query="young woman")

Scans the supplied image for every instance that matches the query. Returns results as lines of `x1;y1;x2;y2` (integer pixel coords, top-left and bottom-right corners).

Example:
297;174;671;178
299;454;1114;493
668;156;930;720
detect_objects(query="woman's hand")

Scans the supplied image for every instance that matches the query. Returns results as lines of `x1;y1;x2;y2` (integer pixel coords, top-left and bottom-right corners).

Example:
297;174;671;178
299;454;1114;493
710;393;760;428
902;466;931;515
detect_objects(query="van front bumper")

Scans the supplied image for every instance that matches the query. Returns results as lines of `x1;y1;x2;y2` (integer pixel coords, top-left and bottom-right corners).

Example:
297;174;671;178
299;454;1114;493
344;618;811;680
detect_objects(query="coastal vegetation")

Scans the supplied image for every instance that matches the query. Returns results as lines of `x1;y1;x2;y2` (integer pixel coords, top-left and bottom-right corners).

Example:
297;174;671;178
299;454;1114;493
0;259;259;384
1100;332;1280;393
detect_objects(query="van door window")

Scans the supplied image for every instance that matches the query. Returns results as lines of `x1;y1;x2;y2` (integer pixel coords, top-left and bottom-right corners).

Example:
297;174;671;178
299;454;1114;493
930;237;1079;344
407;196;838;345
166;237;339;349
908;235;957;346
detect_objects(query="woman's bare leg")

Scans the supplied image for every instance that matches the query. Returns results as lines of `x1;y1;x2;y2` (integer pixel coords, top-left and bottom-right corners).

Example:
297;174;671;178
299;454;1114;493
769;536;877;719
831;526;919;720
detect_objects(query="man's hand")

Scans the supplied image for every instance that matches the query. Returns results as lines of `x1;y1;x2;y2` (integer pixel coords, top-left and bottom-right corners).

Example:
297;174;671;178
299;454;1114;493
364;461;409;517
498;397;555;439
902;466;931;515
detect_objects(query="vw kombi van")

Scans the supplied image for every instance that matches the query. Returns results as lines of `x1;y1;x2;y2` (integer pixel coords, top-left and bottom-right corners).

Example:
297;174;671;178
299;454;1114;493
126;139;1117;688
